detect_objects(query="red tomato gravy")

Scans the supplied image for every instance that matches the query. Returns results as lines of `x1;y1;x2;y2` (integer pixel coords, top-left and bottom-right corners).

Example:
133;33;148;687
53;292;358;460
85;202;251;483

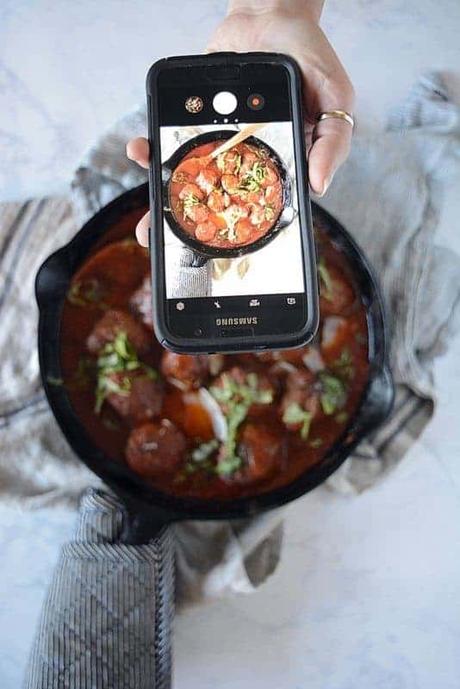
168;140;284;249
59;213;369;500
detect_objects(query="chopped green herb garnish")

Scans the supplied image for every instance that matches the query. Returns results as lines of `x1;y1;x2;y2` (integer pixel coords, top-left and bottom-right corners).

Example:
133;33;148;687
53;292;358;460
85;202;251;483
172;171;189;183
182;193;200;219
183;439;220;476
251;162;266;184
183;193;200;207
335;411;349;424
309;438;324;448
95;374;131;414
210;372;273;476
63;356;96;391
318;259;334;301
46;375;63;386
332;348;354;380
319;372;347;415
239;162;266;193
282;402;312;440
101;416;121;431
94;331;157;414
191;439;219;464
264;205;275;222
216;454;242;477
67;278;107;309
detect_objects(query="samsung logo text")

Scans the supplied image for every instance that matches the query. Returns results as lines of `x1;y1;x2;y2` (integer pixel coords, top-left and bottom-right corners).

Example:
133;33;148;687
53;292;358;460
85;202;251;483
216;317;258;326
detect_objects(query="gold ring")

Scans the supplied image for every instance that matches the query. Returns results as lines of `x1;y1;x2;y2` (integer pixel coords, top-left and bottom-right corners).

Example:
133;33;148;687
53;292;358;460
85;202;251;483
317;110;355;128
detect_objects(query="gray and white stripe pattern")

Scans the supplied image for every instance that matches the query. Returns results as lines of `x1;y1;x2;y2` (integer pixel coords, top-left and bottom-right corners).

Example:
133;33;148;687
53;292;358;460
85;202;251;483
23;489;174;689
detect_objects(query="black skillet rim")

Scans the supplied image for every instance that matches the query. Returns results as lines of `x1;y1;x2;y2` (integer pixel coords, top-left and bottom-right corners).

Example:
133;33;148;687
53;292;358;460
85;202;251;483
36;183;394;522
162;130;293;259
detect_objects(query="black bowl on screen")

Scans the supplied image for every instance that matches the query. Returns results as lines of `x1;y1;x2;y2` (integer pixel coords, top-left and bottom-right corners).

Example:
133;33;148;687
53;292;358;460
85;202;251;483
162;130;296;259
36;182;394;540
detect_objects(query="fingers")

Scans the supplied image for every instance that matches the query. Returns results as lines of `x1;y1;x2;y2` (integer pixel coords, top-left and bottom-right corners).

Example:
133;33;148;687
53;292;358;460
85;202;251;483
126;137;150;169
127;138;150;246
135;210;150;247
308;118;353;196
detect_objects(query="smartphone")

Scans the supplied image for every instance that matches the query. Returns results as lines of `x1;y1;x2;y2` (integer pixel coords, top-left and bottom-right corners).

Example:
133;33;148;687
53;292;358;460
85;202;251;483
146;52;319;354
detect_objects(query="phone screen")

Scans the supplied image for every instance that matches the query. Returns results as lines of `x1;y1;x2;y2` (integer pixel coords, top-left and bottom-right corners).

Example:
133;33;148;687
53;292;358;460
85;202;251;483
155;59;311;343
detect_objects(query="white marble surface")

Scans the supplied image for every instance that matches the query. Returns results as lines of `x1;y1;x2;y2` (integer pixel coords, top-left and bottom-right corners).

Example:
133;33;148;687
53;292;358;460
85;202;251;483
1;1;460;688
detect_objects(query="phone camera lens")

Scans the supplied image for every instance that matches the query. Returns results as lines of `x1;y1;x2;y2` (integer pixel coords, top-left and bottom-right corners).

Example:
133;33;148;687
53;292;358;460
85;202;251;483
185;96;204;114
194;328;203;337
247;93;265;111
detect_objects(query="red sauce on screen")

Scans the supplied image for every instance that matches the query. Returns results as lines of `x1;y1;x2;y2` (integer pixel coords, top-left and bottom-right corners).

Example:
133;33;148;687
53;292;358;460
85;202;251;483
169;141;283;249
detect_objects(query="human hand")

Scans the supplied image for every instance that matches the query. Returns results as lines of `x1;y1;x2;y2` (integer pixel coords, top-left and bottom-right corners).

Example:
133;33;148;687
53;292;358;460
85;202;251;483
127;0;354;247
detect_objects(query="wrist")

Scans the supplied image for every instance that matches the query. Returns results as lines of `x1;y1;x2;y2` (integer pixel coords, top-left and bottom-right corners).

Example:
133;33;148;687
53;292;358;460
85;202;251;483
227;0;324;24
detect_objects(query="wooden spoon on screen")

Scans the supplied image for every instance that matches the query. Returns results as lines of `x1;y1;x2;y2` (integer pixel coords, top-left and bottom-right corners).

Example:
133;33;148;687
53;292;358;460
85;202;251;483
209;122;268;160
181;123;268;173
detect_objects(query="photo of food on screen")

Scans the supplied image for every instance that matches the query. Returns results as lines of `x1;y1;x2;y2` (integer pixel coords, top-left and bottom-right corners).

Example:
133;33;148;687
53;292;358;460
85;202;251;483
160;122;305;300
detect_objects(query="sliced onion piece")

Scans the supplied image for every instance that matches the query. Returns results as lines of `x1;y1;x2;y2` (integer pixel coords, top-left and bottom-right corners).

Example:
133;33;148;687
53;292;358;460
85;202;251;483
302;347;325;373
208;354;225;376
269;360;297;375
198;388;227;441
321;316;348;352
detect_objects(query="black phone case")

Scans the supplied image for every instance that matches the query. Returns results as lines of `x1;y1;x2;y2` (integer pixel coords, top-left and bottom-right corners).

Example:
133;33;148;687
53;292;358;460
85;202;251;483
146;52;319;354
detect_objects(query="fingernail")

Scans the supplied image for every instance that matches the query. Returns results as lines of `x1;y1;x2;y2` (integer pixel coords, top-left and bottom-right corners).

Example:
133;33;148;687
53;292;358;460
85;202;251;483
319;174;333;197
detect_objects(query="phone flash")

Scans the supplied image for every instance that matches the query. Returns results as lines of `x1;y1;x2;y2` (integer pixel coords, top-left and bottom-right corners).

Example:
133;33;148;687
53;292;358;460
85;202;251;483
185;96;204;113
247;93;265;111
213;91;237;115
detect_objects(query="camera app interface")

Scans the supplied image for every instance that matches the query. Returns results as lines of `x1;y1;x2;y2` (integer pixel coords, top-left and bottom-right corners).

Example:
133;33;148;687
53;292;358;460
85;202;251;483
157;62;307;338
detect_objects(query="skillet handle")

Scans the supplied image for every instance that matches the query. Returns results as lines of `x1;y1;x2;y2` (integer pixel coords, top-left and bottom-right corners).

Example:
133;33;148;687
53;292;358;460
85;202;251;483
277;205;296;230
119;498;172;544
35;247;72;309
352;363;395;437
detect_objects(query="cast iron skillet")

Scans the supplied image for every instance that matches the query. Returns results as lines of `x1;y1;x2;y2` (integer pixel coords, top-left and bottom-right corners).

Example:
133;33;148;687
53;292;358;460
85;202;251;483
162;130;295;259
36;183;394;541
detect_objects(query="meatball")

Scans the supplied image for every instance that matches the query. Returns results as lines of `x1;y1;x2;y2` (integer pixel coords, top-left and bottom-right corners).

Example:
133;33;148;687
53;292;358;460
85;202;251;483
176;158;201;178
249;204;266;226
207;189;225;213
319;263;355;316
185;202;210;224
217;149;241;175
279;368;321;430
230;423;283;484
265;182;282;205
126;420;186;478
179;183;204;201
105;371;163;424
239;149;259;174
260;164;279;188
247;190;265;205
221;174;240;195
196;167;219;194
195;220;217;243
234;219;253;244
161;352;208;390
129;275;153;330
87;309;151;355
